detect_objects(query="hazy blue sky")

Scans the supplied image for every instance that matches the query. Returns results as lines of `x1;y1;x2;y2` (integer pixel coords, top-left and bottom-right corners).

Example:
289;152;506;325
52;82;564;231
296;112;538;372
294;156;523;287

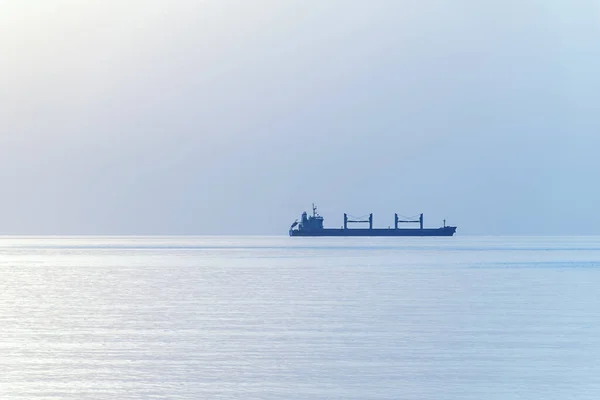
2;1;600;235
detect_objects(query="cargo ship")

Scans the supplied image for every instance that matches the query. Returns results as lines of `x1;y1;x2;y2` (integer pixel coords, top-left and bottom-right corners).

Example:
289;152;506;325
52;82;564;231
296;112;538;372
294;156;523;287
289;204;456;237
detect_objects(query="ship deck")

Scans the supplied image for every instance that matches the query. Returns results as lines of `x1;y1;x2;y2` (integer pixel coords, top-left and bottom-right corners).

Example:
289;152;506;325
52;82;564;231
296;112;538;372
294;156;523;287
290;227;456;237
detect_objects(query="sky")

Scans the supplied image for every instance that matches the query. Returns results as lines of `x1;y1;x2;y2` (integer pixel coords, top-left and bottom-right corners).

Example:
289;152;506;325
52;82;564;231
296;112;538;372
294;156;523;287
1;0;600;235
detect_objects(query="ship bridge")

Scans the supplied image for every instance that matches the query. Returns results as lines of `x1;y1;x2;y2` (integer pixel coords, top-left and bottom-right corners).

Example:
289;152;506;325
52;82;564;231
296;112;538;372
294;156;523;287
291;204;324;233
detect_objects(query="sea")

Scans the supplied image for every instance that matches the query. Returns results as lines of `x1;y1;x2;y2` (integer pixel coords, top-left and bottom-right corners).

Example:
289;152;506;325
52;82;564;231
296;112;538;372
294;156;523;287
1;235;599;399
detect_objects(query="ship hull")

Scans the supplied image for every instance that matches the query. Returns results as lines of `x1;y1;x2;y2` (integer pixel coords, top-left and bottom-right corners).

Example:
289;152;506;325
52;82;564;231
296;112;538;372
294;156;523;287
289;227;456;237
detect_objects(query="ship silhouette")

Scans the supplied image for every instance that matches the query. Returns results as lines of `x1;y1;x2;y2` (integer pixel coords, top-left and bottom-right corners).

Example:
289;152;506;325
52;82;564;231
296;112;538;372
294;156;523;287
289;204;456;237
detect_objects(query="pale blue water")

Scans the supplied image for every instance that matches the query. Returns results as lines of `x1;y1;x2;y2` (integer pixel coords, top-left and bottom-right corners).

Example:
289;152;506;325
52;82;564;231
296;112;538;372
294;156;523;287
1;236;599;399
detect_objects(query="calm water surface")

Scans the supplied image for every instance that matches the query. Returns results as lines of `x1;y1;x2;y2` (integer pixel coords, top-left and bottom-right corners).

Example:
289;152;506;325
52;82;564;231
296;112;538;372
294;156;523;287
1;236;599;399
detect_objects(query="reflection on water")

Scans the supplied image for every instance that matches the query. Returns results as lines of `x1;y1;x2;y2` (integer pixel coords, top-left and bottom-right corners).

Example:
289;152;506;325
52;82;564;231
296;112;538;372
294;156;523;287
1;236;599;399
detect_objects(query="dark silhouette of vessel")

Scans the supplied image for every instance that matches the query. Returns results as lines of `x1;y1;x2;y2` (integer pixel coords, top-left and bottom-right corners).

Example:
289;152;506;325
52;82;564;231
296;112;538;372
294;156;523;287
289;204;456;237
